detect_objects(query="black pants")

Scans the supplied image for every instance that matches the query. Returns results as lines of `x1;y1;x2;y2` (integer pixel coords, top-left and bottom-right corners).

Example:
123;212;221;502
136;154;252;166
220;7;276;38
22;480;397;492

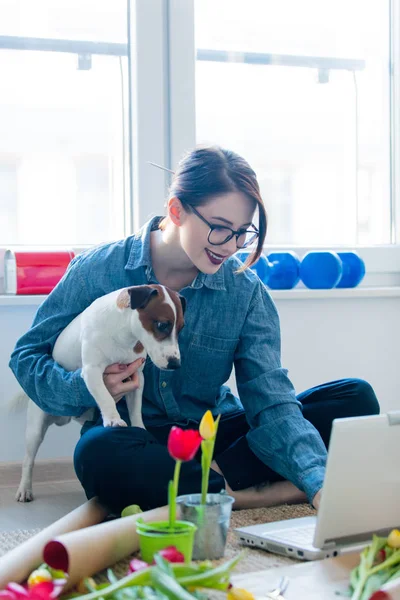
73;378;379;514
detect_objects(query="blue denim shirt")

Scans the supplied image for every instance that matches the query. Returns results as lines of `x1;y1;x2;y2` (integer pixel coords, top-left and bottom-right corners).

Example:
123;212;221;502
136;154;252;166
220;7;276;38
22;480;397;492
9;217;327;501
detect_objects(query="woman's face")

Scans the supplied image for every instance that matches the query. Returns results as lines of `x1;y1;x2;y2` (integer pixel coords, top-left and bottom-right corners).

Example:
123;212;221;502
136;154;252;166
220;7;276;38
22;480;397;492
177;192;256;274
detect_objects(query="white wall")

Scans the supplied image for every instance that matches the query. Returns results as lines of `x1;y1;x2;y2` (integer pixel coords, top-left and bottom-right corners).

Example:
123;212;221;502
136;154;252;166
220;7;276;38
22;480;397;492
1;293;399;463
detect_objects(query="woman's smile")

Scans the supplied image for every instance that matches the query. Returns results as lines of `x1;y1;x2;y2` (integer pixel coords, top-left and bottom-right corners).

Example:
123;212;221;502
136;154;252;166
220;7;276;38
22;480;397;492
204;248;229;265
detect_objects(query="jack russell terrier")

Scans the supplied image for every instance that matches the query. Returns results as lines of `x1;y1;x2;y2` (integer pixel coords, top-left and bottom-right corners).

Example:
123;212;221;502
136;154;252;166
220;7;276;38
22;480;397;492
11;284;186;502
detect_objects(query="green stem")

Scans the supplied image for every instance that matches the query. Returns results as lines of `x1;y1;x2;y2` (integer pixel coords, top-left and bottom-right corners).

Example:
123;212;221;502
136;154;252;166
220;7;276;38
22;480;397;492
201;444;211;505
169;460;181;528
174;460;182;495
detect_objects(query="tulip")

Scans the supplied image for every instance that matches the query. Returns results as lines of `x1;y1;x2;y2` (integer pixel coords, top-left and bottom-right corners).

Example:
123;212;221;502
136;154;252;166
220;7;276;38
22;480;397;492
167;427;202;528
227;587;256;600
28;570;52;588
3;582;64;600
27;582;63;600
199;410;216;440
157;546;185;563
199;412;221;504
5;584;28;599
388;529;400;549
127;558;149;574
167;427;202;462
0;592;18;600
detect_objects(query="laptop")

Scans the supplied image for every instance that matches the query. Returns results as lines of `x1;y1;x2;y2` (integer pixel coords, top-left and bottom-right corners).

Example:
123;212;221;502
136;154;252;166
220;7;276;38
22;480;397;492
234;412;400;560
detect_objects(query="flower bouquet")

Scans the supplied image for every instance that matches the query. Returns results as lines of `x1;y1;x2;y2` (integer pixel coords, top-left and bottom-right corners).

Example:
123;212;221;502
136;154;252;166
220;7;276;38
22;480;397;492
135;426;202;563
347;529;400;599
177;411;234;560
0;551;250;600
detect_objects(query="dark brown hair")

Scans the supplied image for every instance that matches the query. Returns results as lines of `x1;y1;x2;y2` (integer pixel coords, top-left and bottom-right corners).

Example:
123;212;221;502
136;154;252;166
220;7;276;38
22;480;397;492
160;145;267;270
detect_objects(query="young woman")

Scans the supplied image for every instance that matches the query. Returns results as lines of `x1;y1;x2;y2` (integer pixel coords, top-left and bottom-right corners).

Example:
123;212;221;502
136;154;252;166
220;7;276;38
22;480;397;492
10;146;379;515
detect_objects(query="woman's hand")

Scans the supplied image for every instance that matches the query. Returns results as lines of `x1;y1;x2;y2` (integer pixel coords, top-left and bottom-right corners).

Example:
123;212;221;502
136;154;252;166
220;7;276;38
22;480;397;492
312;489;322;511
103;358;145;403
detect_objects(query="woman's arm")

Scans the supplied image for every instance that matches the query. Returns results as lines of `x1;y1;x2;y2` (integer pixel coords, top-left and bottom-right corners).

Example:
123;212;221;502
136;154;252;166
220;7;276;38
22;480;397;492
234;280;327;503
9;255;98;417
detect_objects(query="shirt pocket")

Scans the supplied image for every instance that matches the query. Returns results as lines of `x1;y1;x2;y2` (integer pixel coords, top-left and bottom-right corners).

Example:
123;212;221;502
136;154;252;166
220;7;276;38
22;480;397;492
182;332;239;399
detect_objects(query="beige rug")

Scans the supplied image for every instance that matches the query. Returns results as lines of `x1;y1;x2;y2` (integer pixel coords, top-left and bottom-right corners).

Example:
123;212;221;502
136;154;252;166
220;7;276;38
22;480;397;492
0;504;316;578
0;529;41;558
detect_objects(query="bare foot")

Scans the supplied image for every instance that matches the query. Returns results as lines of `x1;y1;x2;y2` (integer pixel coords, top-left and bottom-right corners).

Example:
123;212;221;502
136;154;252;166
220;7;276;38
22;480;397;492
210;460;307;509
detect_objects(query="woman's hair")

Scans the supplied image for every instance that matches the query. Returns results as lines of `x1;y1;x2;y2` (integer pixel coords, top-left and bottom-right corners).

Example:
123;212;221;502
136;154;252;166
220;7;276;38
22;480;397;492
159;145;267;270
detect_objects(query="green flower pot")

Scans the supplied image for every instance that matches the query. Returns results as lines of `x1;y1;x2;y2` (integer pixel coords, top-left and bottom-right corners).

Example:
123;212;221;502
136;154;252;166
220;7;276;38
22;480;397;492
136;519;197;563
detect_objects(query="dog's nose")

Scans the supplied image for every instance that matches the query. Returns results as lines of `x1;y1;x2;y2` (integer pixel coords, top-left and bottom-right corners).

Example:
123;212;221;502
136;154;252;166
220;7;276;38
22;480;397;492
167;357;181;370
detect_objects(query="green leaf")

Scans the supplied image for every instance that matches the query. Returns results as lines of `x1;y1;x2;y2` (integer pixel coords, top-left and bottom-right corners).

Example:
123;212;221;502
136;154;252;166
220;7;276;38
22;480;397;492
359;571;391;600
386;565;400;582
151;568;197;600
107;570;119;585
154;554;174;577
177;552;243;589
114;587;141;600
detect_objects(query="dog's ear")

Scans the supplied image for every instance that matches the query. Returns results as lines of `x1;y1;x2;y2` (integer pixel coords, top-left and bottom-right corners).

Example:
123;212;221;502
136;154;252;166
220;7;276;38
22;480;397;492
128;286;158;310
179;295;186;315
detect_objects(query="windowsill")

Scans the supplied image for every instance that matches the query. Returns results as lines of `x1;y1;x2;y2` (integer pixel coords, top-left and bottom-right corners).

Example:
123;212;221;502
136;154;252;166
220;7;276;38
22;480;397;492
270;286;400;300
1;286;400;307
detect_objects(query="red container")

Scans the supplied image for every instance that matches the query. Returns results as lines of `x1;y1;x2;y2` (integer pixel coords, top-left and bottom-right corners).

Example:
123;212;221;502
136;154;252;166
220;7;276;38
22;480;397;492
4;250;75;295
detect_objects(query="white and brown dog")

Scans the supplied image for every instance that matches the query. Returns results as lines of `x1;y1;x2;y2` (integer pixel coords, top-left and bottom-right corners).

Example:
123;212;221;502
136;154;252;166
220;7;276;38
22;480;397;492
11;284;185;502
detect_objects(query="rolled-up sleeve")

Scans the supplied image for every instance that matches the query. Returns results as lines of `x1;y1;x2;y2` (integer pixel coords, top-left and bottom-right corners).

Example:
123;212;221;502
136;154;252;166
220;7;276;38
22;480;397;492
234;280;327;502
9;256;98;416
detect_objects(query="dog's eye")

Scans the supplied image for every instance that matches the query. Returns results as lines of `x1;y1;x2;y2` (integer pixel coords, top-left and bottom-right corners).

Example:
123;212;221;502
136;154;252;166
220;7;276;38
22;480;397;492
155;321;171;333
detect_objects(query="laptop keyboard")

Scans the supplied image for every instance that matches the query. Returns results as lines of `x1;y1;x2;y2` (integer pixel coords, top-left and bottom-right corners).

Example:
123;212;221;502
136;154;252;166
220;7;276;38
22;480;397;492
264;525;316;545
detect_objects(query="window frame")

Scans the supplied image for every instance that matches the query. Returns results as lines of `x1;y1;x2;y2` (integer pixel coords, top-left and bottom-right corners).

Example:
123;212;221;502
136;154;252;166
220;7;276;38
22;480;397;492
0;0;399;285
133;0;400;285
0;31;130;245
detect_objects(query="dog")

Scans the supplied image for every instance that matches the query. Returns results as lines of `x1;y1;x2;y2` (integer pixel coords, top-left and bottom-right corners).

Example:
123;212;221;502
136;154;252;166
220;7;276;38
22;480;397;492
10;284;186;502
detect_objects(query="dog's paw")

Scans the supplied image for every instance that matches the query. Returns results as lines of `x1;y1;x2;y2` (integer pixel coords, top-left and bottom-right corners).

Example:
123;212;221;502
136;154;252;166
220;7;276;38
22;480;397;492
15;487;34;502
103;416;128;428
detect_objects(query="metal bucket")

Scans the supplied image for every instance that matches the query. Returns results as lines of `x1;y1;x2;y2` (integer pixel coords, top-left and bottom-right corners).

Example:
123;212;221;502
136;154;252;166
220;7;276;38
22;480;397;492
176;492;234;560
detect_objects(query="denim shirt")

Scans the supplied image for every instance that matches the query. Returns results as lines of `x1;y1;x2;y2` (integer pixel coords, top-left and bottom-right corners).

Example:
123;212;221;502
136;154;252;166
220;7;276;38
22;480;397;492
9;217;327;501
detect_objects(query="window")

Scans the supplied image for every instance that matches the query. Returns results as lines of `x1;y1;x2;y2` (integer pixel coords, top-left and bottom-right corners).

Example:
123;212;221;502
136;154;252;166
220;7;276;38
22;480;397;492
194;0;392;247
0;0;129;246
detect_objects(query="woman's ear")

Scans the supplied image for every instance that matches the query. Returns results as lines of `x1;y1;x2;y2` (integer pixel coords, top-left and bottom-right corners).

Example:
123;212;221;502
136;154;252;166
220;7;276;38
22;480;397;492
167;197;186;226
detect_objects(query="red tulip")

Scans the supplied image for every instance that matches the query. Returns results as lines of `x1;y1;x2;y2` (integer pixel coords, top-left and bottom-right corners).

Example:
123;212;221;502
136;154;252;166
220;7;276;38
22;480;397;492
157;546;185;563
0;592;20;600
167;427;202;462
28;582;63;600
127;558;149;574
2;582;63;600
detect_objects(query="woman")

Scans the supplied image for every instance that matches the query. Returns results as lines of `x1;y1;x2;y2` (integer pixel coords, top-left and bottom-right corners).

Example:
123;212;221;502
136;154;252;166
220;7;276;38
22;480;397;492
10;145;379;515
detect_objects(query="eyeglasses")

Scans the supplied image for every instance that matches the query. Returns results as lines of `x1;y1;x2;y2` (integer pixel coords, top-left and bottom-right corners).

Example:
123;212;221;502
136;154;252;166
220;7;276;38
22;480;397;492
189;205;259;249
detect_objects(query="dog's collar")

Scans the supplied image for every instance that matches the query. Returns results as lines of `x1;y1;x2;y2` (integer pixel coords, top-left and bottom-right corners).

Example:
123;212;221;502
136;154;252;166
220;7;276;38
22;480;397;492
125;216;226;291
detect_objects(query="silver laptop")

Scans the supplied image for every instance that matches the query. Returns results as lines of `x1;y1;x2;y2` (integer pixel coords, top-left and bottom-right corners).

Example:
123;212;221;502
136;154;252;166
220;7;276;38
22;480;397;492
234;412;400;560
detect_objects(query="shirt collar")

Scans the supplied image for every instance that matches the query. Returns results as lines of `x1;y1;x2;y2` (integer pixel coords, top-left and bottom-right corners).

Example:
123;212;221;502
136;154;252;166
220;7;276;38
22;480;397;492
125;216;226;291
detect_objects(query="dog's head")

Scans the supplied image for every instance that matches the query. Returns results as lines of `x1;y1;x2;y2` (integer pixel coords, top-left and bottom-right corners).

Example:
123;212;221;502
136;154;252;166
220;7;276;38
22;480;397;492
116;284;186;370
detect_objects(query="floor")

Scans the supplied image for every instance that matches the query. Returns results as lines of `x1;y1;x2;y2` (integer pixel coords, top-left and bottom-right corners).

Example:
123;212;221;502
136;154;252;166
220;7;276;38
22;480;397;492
0;478;86;531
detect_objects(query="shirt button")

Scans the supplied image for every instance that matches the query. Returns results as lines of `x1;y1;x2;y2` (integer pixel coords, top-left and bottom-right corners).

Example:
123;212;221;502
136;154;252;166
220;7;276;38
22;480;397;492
161;381;167;388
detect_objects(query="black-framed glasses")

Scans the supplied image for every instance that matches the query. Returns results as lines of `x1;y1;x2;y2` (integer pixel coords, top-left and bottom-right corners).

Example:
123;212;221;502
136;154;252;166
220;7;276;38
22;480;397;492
189;205;259;249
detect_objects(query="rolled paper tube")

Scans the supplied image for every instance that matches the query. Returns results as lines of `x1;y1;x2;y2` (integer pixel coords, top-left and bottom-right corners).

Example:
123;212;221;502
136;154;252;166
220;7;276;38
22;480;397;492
43;504;174;591
0;497;108;589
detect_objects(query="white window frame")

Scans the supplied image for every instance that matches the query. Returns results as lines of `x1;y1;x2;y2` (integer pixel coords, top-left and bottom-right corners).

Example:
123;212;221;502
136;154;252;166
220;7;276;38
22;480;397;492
130;0;400;287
